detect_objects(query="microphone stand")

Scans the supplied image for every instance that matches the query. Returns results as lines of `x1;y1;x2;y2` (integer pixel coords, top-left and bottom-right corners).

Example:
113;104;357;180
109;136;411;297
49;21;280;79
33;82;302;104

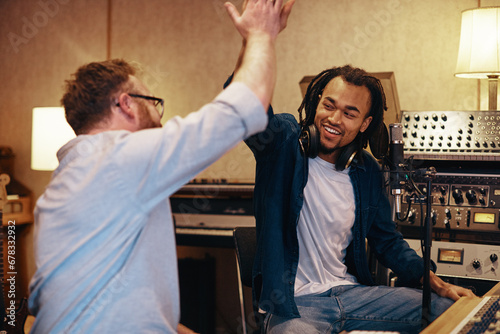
421;167;436;330
388;151;436;329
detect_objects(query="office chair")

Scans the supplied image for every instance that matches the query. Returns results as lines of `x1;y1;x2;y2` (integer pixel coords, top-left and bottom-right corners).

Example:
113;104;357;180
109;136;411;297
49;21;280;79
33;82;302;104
233;227;258;334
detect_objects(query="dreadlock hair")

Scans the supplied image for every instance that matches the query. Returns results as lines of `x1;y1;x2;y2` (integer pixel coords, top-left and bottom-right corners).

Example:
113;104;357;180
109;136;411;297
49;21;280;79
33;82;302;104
298;65;387;154
62;59;136;135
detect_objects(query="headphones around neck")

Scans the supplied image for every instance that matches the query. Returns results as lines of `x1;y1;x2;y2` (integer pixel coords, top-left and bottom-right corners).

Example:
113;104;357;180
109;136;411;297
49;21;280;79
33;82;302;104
299;124;359;171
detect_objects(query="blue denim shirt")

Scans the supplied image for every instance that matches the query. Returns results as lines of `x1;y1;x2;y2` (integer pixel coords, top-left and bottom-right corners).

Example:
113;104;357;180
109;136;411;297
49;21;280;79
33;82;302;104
245;110;427;318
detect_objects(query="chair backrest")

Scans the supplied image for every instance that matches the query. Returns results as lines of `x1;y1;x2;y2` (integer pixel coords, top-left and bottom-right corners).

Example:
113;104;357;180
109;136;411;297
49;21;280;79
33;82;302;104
233;227;257;288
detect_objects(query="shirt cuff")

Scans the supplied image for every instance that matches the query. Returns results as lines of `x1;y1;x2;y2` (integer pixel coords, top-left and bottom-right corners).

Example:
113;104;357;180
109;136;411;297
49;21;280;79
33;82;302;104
214;82;268;138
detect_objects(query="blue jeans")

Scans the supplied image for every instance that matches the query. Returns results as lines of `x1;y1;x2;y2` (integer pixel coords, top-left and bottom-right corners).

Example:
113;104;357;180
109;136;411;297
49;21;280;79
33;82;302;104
263;284;454;334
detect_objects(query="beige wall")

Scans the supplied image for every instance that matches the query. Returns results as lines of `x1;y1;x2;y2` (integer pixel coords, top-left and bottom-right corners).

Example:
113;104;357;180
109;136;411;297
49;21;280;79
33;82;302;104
2;0;500;316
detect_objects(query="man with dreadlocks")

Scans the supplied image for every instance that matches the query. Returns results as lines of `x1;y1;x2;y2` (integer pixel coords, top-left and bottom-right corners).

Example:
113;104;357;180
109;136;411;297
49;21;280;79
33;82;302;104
241;65;474;333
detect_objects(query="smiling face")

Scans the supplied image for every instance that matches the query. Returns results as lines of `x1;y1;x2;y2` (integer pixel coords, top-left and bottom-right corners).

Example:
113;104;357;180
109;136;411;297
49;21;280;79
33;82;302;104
313;76;373;164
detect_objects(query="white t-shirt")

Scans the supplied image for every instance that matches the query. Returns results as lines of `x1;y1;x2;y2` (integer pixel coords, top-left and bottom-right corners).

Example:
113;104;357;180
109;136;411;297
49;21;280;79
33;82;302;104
294;157;359;296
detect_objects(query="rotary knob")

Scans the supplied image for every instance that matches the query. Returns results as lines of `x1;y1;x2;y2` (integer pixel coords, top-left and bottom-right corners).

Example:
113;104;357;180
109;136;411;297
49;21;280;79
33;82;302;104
439;186;447;195
491;254;498;263
472;259;481;270
466;190;477;205
452;189;464;205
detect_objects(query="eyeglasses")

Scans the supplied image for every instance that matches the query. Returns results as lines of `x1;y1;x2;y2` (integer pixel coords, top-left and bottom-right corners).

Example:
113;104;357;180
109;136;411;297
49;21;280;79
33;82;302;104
128;93;165;118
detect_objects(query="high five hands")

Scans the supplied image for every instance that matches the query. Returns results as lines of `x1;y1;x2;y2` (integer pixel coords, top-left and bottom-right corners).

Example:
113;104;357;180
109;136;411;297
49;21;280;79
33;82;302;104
225;0;295;41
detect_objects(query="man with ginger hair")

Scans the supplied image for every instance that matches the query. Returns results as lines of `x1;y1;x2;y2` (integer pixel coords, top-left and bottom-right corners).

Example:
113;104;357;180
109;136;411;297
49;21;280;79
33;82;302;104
28;1;294;332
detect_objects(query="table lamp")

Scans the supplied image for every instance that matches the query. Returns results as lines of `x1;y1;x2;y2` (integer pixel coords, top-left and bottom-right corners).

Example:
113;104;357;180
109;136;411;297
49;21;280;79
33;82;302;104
455;7;500;111
31;107;75;171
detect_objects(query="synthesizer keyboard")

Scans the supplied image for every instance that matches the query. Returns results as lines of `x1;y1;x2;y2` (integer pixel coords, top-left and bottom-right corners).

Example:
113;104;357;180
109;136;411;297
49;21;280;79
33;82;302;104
451;296;500;334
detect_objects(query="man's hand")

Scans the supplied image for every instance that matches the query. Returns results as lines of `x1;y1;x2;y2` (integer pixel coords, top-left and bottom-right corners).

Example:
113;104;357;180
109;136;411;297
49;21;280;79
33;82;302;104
428;271;476;301
225;0;295;41
223;0;295;109
178;323;198;334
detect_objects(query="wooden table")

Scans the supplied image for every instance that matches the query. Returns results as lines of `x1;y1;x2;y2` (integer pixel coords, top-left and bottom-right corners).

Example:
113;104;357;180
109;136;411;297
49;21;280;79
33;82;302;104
421;281;500;334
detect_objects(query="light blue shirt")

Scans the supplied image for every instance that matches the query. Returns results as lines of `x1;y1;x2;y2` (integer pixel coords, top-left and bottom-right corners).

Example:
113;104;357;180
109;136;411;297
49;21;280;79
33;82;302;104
28;82;267;333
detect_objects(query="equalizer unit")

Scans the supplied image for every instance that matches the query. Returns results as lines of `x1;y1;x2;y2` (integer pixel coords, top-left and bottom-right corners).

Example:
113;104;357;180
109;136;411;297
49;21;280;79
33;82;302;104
402;110;500;161
381;111;500;295
396;110;500;236
397;172;500;234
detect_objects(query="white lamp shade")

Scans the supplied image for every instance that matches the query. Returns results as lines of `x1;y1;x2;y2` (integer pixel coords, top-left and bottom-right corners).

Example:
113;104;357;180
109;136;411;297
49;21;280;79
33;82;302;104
31;107;76;171
455;7;500;78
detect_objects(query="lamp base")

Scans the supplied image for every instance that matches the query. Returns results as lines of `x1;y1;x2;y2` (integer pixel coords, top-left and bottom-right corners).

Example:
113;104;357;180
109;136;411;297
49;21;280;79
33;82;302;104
488;75;498;111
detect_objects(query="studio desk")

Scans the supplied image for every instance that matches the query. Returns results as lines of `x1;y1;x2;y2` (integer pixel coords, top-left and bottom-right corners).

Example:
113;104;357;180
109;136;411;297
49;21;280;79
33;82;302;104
171;180;255;248
422;281;500;334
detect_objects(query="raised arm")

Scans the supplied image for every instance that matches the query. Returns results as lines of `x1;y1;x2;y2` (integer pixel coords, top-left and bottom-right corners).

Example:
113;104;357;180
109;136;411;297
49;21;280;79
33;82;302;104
225;0;295;109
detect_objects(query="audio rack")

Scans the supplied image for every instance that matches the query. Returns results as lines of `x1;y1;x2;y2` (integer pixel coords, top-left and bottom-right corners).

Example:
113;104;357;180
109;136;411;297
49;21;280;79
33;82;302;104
391;110;500;297
402;110;500;161
397;172;500;234
397;110;500;235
